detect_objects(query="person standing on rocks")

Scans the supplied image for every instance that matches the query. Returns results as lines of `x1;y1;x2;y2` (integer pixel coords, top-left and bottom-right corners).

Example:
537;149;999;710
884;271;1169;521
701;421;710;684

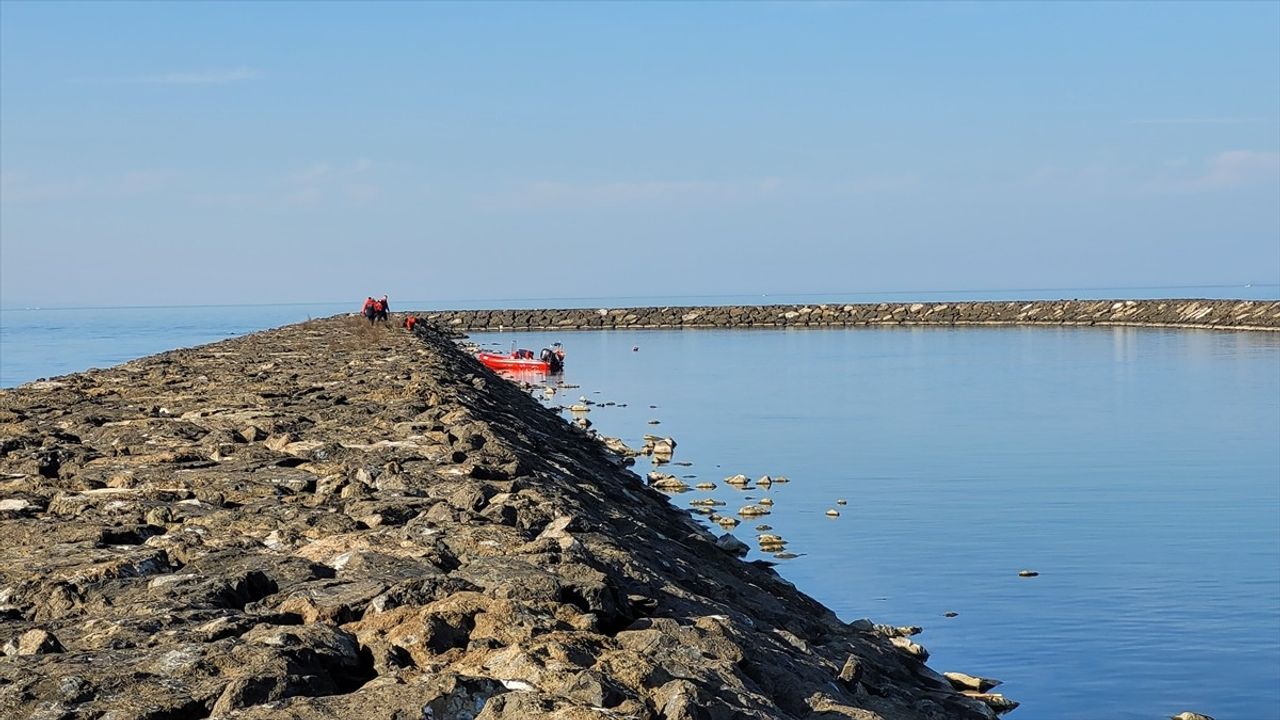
361;297;376;324
377;295;390;322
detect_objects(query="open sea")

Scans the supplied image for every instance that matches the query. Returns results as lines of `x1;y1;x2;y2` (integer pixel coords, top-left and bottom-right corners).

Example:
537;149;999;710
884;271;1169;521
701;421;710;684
2;285;1279;719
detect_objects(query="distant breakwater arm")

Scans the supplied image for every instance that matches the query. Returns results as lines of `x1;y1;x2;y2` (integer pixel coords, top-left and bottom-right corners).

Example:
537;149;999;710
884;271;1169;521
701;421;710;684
423;299;1280;332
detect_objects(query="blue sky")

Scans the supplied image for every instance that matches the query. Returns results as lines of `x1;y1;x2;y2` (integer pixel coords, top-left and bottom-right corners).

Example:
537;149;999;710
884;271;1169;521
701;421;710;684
1;1;1277;307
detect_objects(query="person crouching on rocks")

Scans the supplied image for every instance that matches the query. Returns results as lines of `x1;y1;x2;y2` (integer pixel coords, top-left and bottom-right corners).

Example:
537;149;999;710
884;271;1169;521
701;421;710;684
403;315;417;331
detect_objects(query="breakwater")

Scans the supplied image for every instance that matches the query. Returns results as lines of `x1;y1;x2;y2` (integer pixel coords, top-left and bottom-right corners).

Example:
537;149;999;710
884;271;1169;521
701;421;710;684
0;317;1007;719
424;298;1280;332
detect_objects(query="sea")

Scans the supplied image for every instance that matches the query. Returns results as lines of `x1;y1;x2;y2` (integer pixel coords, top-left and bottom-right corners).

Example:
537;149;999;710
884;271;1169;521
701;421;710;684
2;285;1279;719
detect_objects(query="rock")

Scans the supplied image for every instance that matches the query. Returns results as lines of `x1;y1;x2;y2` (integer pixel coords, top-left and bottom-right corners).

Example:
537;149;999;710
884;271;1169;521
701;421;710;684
724;474;750;486
264;432;299;451
962;691;1020;714
891;635;930;661
715;534;749;557
944;611;959;618
1171;713;1216;720
945;671;1002;692
825;509;840;517
1018;570;1039;577
838;654;863;685
3;629;65;656
758;497;774;506
836;498;847;505
737;505;770;517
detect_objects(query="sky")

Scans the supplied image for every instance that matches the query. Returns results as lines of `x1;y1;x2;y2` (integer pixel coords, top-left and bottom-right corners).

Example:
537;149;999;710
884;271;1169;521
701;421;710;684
1;1;1278;308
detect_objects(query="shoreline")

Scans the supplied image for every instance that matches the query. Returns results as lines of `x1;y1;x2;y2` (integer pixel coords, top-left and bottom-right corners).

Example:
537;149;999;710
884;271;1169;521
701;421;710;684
0;317;1008;719
423;298;1280;333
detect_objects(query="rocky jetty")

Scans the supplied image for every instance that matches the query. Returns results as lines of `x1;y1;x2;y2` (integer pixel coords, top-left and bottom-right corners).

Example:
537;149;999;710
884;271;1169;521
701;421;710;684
425;299;1280;332
0;318;1000;719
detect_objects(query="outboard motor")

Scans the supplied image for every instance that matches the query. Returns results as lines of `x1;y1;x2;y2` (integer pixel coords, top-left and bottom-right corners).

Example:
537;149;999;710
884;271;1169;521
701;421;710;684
540;347;563;373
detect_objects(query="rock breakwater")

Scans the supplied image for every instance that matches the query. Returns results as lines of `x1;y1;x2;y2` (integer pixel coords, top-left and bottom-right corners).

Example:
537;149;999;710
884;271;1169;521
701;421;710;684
425;299;1280;332
1;318;1001;719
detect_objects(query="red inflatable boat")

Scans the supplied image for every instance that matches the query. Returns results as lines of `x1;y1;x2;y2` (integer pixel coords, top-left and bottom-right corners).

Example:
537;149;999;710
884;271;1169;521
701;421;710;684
477;345;565;373
477;351;552;373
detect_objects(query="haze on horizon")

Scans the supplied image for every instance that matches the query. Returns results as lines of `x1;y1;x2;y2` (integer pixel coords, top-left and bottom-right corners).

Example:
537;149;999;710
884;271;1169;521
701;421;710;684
1;1;1278;309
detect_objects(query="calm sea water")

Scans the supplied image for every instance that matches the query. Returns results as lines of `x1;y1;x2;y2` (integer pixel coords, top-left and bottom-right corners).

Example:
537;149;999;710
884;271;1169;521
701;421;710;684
2;290;1278;719
468;325;1280;720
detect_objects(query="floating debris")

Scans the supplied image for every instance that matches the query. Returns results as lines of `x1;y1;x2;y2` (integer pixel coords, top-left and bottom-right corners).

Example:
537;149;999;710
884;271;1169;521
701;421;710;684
836;498;847;505
1018;570;1039;577
825;509;840;517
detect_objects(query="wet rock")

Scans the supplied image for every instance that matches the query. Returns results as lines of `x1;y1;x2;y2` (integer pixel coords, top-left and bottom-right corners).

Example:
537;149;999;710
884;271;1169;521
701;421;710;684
1018;570;1039;577
1171;713;1216;720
